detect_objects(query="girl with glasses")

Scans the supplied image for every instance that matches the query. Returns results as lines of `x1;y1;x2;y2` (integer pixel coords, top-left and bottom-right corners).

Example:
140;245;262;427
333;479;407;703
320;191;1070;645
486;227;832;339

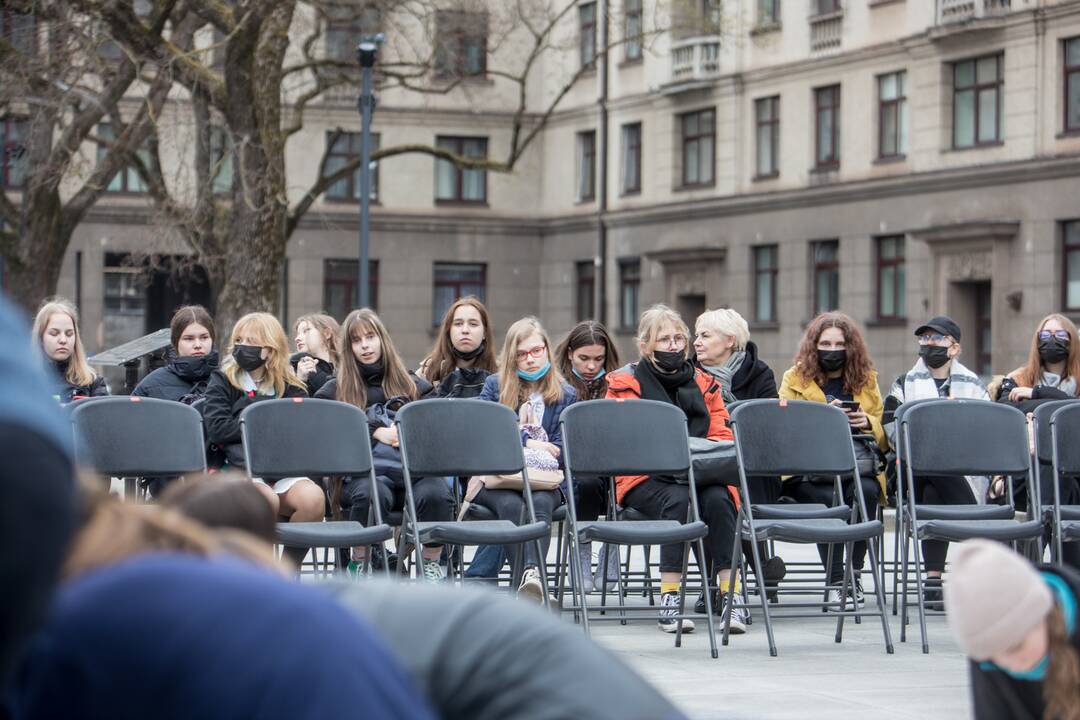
997;314;1080;404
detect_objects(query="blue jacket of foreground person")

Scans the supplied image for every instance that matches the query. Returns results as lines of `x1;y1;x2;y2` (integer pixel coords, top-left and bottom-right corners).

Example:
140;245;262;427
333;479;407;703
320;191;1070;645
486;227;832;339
9;554;435;720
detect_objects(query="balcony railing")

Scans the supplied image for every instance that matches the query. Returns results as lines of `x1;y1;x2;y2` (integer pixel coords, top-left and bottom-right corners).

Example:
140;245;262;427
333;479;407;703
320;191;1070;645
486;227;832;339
809;11;843;53
937;0;1012;24
669;36;721;85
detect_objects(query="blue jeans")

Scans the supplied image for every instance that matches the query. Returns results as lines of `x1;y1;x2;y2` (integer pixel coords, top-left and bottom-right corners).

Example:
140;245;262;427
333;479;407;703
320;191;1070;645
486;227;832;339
464;544;506;579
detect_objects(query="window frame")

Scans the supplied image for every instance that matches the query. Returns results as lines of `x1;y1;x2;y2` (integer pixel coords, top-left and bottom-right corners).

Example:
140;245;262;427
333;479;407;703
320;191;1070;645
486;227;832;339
576;129;597;202
814;0;841;15
679;108;716;188
875;235;907;320
96;122;150;195
324;130;381;203
758;0;780;25
0;116;28;189
434;10;488;80
811;239;840;316
576;260;596;321
434;135;488;205
624;0;643;62
620;122;642;195
1065;37;1080;134
579;2;597;71
1;9;37;57
432;262;487;327
754;95;780;179
752;244;779;324
1064;220;1080;313
618;258;641;331
814;84;841;170
323;258;380;318
952;53;1004;149
877;70;907;160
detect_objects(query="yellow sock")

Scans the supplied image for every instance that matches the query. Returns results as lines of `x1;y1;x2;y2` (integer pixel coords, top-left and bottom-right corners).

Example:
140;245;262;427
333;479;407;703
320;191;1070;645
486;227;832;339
660;581;680;595
718;576;742;594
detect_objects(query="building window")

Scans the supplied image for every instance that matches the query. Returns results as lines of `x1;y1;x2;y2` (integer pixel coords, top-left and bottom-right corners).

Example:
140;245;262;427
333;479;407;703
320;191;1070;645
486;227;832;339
434;10;487;79
1;9;37;56
618;259;640;330
876;235;906;319
753;245;778;323
433;263;486;326
576;130;596;202
325;131;380;202
815;0;840;14
325;3;380;63
1065;221;1080;312
621;122;642;195
814;84;840;169
323;259;379;319
953;53;1003;148
1065;37;1080;134
680;108;715;187
576;260;595;321
435;136;487;203
579;2;597;71
758;0;780;25
755;96;779;178
624;0;643;61
103;253;148;348
208;126;233;195
0;117;28;189
811;240;839;315
878;70;908;159
97;123;150;194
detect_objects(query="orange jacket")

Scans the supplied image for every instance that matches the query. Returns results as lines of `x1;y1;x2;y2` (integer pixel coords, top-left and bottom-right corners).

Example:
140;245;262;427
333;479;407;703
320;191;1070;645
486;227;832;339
605;364;736;506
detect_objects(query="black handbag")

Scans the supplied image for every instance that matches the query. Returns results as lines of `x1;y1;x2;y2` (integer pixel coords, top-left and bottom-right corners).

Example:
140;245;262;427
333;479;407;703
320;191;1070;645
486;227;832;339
686;437;740;487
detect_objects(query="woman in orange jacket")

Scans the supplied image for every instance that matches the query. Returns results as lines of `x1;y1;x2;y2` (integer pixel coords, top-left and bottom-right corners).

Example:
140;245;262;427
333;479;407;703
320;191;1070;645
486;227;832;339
605;304;745;635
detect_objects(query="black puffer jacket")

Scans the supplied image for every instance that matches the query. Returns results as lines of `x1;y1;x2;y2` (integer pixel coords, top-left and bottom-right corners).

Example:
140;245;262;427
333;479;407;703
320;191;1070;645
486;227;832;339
315;370;434;439
50;360;109;404
290;352;335;396
132;351;219;404
201;369;307;468
730;341;778;400
432;366;492;399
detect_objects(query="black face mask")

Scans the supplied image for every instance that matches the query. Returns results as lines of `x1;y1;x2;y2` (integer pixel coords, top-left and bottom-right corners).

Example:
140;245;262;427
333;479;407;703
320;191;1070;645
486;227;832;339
918;345;952;370
652;350;686;373
817;349;847;373
452;340;485;362
232;344;267;372
1039;338;1070;365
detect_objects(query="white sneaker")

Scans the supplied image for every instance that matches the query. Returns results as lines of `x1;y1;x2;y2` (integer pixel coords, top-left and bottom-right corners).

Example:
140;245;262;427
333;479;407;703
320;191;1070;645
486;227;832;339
721;596;747;634
518;566;545;603
658;591;695;634
422;559;445;584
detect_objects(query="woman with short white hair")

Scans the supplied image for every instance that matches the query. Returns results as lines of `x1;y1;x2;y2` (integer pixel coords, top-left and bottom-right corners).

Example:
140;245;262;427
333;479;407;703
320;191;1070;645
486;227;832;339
693;307;777;405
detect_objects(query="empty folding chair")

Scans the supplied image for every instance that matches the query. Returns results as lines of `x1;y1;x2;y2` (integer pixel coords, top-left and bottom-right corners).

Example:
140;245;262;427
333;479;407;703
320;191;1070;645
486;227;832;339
899;398;1043;653
395;399;552;600
70;396;207;499
240;398;393;575
1050;403;1080;563
559;399;718;659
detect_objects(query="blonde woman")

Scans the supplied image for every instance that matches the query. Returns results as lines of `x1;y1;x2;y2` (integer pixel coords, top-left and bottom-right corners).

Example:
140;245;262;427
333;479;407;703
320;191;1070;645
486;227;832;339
292;313;340;396
693;307;777;404
33;298;108;403
474;317;574;602
202;312;324;565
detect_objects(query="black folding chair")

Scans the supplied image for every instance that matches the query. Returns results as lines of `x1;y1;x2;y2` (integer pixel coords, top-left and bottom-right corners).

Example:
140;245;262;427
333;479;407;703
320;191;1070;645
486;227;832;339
899;398;1042;653
1050;403;1080;563
559;399;718;659
70;396;207;499
239;398;393;576
727;399;893;657
395;399;552;603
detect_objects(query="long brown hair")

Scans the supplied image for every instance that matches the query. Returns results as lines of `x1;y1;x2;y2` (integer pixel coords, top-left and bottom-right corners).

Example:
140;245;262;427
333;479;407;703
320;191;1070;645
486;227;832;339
335;308;417;409
294;313;341;365
555;320;620;399
1045;605;1080;720
497;317;564;408
170;305;216;351
792;312;876;395
422;296;497;384
33;297;97;387
221;312;305;397
1012;314;1080;389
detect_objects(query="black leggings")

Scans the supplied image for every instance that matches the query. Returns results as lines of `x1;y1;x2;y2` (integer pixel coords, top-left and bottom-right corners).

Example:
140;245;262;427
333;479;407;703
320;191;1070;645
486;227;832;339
574;475;609;522
472;488;561;568
783;476;881;583
622;476;738;575
914;475;975;573
342;474;454;545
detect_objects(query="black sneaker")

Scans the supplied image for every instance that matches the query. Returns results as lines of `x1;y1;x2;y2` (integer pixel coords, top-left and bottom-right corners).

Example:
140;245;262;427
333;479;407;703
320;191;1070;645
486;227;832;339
923;578;943;610
763;556;786;603
694;589;723;616
852;573;865;607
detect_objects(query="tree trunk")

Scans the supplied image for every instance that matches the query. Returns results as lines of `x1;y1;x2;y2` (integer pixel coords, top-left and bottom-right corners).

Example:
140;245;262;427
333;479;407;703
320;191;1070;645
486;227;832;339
4;188;69;314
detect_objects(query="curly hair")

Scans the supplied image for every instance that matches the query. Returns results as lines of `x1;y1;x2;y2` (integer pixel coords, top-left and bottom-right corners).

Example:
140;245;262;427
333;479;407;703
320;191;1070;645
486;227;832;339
791;312;876;395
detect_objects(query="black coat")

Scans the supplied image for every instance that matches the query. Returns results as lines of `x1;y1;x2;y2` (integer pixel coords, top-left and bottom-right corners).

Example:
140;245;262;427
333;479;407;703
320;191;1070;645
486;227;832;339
969;563;1080;720
314;370;433;439
432;367;492;399
50;360;109;404
290;352;335;396
201;369;307;468
729;341;778;401
132;351;219;404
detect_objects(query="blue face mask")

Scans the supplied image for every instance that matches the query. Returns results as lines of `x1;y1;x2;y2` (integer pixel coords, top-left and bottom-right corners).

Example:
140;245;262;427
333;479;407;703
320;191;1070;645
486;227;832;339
517;361;551;382
572;367;605;382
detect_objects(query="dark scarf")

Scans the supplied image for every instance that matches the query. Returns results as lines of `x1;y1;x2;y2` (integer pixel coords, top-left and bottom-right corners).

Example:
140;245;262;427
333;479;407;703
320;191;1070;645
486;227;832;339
358;359;385;387
451;341;486;363
633;358;710;438
169;350;219;383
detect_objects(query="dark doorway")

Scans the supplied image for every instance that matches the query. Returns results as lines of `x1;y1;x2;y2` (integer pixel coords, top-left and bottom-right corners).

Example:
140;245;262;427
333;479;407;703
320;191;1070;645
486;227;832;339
677;293;706;327
973;281;992;377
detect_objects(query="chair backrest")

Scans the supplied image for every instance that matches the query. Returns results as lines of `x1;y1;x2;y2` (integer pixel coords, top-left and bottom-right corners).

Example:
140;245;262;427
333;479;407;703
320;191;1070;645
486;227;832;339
901;399;1029;476
729;399;856;476
70;396;206;477
240;398;374;480
559;399;691;477
1051;404;1080;476
1033;400;1080;464
396;399;524;477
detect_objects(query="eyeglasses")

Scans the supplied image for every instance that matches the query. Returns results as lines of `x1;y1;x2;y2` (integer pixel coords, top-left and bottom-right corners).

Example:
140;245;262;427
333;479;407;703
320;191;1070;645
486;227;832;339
515;345;547;361
1039;330;1070;341
656;334;688;349
917;333;952;345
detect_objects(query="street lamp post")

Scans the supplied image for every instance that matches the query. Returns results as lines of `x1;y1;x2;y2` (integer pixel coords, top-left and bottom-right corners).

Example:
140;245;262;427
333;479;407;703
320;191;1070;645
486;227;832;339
356;34;383;309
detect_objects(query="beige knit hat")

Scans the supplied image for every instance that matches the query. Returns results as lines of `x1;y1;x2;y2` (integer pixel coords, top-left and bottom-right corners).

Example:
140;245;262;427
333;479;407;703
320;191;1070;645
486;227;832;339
944;539;1053;661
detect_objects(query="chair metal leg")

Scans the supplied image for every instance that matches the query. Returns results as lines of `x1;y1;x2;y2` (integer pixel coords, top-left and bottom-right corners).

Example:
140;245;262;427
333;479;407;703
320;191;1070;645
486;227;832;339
910;530;931;654
866;534;895;653
613;542;629;625
697;536;719;659
835;542;854;643
722;528;741;647
675;540;692;648
900;514;910;642
745;522;777;657
571;530;591;636
534;536;552;610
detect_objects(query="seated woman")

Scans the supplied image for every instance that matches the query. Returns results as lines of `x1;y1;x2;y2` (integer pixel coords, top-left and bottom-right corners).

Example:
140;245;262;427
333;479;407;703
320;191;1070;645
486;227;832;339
779;311;887;608
315;309;451;582
554;320;621;593
606;304;744;634
133;305;218;404
33;298;108;403
997;313;1080;405
292;313;339;396
202;312;324;566
419;296;497;398
476;317;574;603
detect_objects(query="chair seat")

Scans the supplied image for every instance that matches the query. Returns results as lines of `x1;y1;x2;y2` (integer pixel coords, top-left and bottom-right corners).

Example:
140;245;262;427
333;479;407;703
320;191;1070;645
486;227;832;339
277;521;393;548
745;518;883;544
416;519;549;546
915;519;1044;543
577;519;708;545
752;503;849;520
912;504;1014;521
1060;520;1080;541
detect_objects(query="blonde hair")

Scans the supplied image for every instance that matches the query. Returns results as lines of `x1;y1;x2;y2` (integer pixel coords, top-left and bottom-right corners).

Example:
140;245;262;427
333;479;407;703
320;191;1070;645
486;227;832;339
497;317;563;408
636;304;689;359
221;312;305;397
294;313;341;364
1045;604;1080;720
33;297;97;387
695;308;750;353
335;308;417;409
1013;314;1080;390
